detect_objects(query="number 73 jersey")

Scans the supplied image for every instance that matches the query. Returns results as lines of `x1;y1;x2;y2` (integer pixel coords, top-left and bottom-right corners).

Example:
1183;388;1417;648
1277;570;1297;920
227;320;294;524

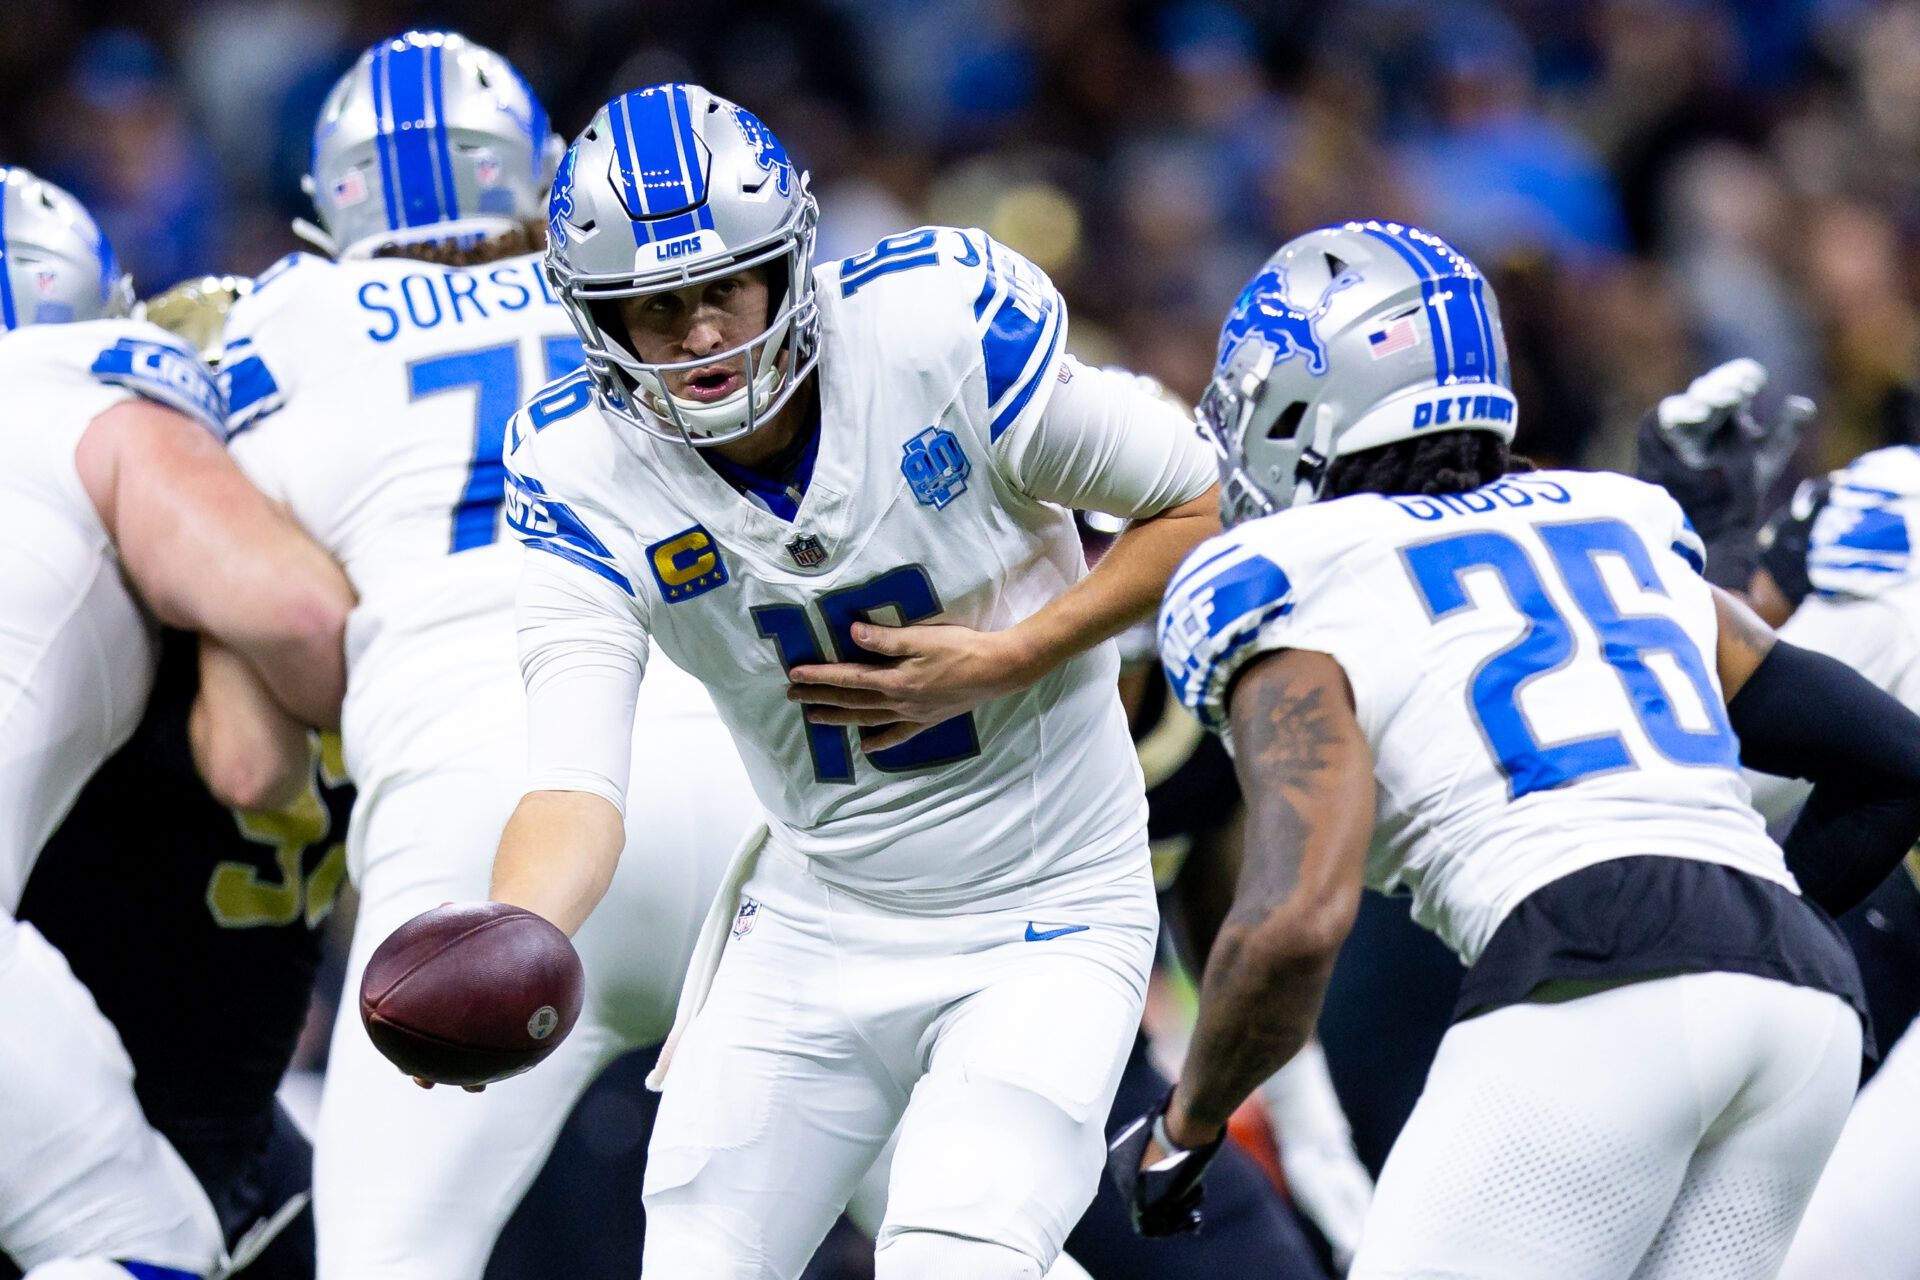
1159;468;1789;963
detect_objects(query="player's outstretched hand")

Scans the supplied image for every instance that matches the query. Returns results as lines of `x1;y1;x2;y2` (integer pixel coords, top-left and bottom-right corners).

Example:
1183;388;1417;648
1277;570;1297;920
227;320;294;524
785;621;1039;752
1633;358;1815;590
1106;1089;1226;1237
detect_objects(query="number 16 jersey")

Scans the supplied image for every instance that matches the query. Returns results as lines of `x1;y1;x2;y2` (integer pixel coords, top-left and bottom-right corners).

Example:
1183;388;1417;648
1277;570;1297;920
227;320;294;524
506;228;1215;909
1160;469;1788;963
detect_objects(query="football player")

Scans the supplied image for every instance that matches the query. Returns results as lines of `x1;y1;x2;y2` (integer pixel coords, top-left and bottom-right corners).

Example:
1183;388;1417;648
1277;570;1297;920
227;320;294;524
1634;364;1920;1280
484;84;1220;1277
1118;221;1920;1278
0;170;352;1280
211;34;761;1280
9;273;346;1280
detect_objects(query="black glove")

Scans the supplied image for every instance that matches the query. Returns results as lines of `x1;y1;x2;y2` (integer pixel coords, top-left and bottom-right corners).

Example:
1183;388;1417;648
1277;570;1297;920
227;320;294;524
1106;1088;1226;1237
1632;358;1812;591
1756;476;1831;609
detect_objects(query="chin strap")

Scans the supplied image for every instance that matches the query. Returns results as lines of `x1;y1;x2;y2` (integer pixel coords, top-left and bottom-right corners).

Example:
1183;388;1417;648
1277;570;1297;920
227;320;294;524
290;218;338;256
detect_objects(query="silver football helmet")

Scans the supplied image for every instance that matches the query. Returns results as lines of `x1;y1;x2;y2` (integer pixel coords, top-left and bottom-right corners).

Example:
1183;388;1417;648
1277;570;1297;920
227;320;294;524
1200;220;1514;525
545;83;818;446
303;30;562;260
0;167;133;330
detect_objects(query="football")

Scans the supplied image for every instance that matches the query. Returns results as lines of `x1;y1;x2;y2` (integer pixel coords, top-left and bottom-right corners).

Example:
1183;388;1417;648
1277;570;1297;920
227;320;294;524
359;902;584;1088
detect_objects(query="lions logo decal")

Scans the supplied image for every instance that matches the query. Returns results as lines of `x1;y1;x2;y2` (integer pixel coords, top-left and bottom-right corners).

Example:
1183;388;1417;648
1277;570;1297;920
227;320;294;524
547;146;579;247
1216;262;1361;377
731;106;795;198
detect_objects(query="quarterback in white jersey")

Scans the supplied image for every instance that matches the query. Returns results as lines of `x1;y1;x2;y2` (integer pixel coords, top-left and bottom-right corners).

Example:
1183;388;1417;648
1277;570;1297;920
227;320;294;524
0;169;351;1280
213;35;760;1280
479;84;1217;1278
1115;222;1920;1280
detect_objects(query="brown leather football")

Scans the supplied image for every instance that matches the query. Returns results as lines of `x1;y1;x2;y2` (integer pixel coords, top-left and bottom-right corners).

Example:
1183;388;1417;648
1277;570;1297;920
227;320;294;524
359;902;584;1088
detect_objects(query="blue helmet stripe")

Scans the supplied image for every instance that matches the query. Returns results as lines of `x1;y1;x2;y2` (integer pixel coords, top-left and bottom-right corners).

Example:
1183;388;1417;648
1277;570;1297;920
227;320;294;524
1470;274;1498;383
1376;223;1497;385
367;51;401;231
608;94;652;243
381;42;443;227
666;85;716;232
427;42;460;221
0;172;16;331
511;66;548;180
1363;226;1455;382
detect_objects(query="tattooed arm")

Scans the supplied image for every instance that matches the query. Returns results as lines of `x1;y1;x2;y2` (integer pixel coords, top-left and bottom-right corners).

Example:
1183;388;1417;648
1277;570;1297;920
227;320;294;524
1160;647;1377;1150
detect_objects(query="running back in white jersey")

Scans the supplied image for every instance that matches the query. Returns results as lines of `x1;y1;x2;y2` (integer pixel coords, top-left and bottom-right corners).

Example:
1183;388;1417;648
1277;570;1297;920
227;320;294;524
0;318;225;905
221;250;586;786
1160;468;1789;961
508;228;1195;908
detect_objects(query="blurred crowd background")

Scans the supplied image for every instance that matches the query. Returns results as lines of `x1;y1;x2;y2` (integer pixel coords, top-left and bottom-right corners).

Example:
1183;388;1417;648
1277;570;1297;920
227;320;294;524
4;0;1913;1274
7;0;1920;480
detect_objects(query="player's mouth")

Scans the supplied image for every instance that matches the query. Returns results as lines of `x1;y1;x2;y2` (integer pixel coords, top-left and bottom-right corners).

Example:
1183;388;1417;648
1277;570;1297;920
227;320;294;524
679;365;744;403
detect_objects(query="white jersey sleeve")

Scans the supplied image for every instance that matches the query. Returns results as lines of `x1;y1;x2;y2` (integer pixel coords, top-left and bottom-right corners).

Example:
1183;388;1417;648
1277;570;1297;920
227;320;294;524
504;377;655;811
999;355;1216;518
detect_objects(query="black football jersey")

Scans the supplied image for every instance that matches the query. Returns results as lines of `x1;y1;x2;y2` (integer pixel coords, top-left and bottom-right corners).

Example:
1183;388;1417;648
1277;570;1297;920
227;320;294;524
18;629;353;1132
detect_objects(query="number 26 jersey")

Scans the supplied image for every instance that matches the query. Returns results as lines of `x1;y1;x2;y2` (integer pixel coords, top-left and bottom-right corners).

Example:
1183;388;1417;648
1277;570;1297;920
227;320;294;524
1160;469;1788;963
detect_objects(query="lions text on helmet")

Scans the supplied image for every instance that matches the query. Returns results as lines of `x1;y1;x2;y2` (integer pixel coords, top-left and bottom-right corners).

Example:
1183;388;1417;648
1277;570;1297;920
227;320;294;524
544;83;817;446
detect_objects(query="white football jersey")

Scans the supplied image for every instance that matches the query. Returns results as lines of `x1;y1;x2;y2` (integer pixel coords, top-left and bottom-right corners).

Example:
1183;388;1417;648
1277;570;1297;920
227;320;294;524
1160;469;1789;962
0;318;224;906
221;250;597;786
506;228;1207;907
1749;445;1920;823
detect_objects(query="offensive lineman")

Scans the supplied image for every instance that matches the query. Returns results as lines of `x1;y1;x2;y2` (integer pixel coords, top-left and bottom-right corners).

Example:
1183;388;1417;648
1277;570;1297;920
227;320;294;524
209;34;759;1280
0;169;352;1279
483;84;1219;1277
1118;221;1920;1278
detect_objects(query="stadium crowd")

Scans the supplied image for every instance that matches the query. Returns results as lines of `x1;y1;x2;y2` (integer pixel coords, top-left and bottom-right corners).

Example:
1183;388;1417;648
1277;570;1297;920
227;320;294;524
6;2;1920;1277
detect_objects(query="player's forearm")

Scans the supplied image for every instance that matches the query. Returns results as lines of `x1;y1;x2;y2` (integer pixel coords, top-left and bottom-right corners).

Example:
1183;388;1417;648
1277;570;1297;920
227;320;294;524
1169;922;1340;1146
190;637;314;813
490;789;624;936
1010;490;1220;678
1168;649;1372;1148
97;404;353;726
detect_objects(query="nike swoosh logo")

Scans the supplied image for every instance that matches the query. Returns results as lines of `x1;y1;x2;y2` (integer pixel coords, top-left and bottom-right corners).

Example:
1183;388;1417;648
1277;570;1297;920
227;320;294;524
1025;923;1090;942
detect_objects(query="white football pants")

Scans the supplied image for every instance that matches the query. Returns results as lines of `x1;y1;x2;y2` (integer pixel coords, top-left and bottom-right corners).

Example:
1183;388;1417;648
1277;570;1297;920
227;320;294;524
640;842;1156;1279
0;542;215;1274
313;688;755;1280
0;916;222;1274
1777;1019;1920;1280
1350;971;1860;1280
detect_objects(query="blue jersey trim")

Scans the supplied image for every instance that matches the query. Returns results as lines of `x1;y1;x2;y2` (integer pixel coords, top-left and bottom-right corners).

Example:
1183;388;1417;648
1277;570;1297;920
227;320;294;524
0;174;16;331
222;345;284;427
1671;539;1705;574
119;1262;201;1280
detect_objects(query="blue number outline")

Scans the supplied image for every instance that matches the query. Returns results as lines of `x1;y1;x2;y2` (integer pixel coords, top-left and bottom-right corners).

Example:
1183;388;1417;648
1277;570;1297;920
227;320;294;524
1402;529;1633;798
754;564;982;783
1536;519;1737;770
839;229;943;297
1400;517;1735;798
406;337;585;554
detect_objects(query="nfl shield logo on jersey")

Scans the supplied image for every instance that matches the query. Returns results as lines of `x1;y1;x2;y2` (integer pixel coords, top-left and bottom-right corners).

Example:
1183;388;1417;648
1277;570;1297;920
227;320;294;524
732;897;760;939
901;426;971;509
786;533;828;568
